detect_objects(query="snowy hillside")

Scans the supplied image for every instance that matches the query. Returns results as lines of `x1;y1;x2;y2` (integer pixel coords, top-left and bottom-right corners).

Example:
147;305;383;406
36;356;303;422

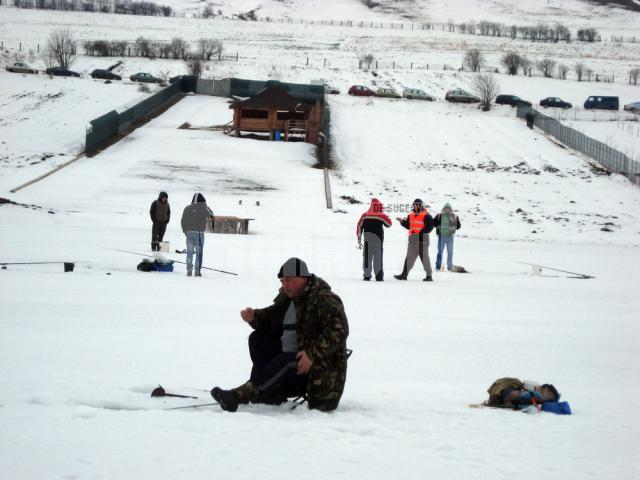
1;94;639;479
1;0;640;479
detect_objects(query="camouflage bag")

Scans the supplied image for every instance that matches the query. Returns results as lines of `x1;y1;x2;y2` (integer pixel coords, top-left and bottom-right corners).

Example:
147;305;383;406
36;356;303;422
487;377;524;406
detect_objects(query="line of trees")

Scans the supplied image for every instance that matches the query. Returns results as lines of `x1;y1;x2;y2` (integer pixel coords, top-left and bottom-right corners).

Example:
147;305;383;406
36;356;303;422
462;48;622;84
9;0;172;16
454;19;596;43
82;37;223;60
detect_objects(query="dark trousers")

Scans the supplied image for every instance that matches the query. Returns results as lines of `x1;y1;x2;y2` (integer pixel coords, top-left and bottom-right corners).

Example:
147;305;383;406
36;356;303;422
248;331;307;402
151;222;167;251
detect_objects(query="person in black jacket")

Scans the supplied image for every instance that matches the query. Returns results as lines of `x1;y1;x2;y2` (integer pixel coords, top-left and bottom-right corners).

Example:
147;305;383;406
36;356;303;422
356;198;392;281
149;192;170;251
394;198;435;281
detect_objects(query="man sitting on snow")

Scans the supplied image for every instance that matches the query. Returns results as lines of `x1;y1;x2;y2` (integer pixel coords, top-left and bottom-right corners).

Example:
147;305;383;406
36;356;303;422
211;258;350;413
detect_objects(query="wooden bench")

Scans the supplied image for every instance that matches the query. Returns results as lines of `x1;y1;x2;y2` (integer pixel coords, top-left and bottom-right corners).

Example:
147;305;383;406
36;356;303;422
209;216;254;234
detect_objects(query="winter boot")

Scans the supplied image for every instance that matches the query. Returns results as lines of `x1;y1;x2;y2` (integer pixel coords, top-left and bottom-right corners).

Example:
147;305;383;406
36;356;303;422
211;387;239;412
394;274;407;280
195;270;202;277
363;276;371;281
375;274;384;281
423;275;433;282
187;269;192;277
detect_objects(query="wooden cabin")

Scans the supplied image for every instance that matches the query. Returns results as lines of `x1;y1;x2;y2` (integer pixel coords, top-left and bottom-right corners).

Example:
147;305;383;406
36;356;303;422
230;86;323;145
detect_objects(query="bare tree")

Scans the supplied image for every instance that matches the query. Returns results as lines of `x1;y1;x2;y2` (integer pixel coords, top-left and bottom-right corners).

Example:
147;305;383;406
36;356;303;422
578;28;598;42
585;67;594;82
629;68;640;85
171;37;189;60
501;51;522;75
520;56;532;76
157;69;170;85
359;53;375;70
197;38;223;60
537;58;556;78
557;63;568;79
463;48;484;72
134;36;151;57
185;58;202;77
46;28;76;69
574;62;585;81
471;73;500;111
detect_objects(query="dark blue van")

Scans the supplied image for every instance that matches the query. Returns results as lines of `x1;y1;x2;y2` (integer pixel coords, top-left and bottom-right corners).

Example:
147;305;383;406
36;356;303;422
583;96;619;111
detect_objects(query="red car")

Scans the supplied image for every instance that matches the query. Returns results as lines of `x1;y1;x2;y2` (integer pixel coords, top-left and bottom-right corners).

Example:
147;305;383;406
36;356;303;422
348;85;377;97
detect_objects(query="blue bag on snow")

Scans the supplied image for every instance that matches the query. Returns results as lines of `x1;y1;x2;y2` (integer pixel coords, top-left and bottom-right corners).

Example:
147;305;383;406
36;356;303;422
541;401;572;415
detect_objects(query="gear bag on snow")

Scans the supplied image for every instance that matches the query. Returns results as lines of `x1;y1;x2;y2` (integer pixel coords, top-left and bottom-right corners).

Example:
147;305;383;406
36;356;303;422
137;259;174;272
487;377;524;407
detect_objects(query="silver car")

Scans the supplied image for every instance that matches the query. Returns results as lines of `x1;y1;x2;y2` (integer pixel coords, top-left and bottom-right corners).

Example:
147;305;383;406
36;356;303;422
445;89;480;103
403;88;435;101
623;101;640;113
6;62;37;74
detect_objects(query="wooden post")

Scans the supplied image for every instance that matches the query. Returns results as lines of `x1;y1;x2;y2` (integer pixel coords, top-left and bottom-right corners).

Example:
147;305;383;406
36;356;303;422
324;58;327;67
306;57;309;66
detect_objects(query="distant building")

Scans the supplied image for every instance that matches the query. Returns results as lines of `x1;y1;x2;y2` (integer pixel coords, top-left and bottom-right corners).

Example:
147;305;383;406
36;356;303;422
229;85;323;145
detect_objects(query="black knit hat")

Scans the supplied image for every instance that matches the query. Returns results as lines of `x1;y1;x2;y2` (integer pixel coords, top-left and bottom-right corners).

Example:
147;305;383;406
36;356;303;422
413;198;423;205
541;384;560;402
277;257;310;278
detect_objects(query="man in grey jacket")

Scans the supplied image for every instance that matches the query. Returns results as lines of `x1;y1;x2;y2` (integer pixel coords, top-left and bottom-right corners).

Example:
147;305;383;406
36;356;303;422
180;193;213;277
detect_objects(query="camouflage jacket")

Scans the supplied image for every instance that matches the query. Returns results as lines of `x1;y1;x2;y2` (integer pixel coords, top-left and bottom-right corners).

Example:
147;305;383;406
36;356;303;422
251;275;349;411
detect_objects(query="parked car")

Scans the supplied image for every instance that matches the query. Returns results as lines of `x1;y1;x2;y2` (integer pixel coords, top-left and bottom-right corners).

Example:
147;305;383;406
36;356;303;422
583;95;619;111
376;87;401;99
323;84;340;95
6;62;37;74
348;85;377;97
623;101;640;113
130;72;163;83
495;94;532;107
402;88;435;101
45;67;80;77
91;69;122;80
445;89;480;103
540;97;572;109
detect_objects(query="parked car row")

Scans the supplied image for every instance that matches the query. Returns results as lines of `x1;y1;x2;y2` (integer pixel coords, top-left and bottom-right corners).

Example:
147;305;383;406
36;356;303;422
348;85;438;101
5;62;165;84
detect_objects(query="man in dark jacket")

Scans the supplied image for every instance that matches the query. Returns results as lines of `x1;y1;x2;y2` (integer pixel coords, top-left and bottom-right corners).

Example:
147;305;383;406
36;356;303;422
394;198;435;281
180;193;213;277
356;198;392;281
149;192;170;251
211;257;350;413
433;202;462;272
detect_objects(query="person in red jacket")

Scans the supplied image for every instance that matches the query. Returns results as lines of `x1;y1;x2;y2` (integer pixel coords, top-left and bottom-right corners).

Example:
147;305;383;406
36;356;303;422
356;198;392;281
394;198;435;281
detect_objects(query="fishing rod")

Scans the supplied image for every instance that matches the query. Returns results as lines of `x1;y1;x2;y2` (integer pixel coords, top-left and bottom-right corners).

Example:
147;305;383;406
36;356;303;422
110;249;238;276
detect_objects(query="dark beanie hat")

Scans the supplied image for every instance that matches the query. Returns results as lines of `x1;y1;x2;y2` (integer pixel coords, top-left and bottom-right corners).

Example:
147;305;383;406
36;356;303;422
192;193;206;203
277;257;310;278
413;198;423;204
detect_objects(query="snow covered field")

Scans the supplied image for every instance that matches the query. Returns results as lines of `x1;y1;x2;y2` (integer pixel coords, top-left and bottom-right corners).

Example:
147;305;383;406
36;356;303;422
1;1;640;479
1;94;640;479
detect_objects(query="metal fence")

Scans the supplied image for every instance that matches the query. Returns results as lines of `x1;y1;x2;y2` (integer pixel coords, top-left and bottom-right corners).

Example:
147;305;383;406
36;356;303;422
86;81;181;153
196;78;325;104
518;106;640;186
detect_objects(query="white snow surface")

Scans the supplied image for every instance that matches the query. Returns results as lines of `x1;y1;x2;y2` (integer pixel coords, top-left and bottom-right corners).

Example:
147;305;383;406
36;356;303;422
1;2;640;479
1;95;640;479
